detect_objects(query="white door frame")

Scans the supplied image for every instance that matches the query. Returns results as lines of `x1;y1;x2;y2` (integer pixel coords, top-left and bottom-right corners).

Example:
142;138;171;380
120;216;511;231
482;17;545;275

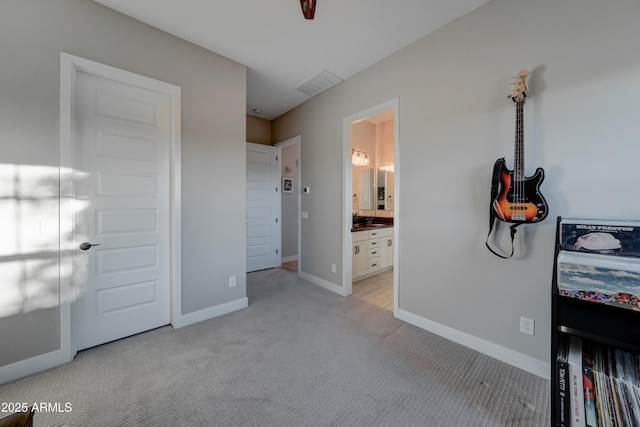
275;135;302;275
0;53;181;385
60;53;182;359
342;99;399;316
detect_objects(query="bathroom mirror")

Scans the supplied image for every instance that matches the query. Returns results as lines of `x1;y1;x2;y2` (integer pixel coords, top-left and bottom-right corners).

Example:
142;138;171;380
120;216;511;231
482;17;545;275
377;169;394;211
358;168;374;210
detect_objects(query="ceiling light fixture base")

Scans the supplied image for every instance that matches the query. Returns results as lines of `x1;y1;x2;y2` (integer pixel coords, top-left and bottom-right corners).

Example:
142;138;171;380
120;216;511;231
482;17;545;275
300;0;316;20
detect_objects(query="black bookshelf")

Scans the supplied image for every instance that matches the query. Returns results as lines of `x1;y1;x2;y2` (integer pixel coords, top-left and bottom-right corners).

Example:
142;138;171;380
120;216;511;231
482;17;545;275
551;216;640;426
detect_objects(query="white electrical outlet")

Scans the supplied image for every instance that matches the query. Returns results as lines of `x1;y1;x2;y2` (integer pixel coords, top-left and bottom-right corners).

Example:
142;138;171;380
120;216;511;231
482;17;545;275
520;316;535;336
331;264;336;273
301;211;309;219
229;276;236;288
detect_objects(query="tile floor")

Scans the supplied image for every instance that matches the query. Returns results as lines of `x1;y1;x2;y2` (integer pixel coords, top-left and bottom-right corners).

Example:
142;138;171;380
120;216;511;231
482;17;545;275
352;269;394;311
280;261;393;311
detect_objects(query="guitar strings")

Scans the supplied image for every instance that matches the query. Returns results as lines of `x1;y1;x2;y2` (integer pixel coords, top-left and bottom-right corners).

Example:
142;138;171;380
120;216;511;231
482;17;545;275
515;99;519;206
518;99;521;205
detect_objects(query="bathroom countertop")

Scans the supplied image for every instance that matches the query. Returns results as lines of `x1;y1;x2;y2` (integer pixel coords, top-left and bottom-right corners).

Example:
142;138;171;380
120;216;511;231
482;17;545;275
351;223;393;232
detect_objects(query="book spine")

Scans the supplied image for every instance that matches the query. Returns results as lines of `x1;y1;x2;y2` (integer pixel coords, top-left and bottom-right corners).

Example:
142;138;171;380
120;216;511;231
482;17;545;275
558;357;570;426
583;349;598;426
569;336;586;427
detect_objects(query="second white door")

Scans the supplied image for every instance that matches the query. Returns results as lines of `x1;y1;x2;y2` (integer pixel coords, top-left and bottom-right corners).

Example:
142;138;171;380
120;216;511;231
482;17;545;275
246;143;280;272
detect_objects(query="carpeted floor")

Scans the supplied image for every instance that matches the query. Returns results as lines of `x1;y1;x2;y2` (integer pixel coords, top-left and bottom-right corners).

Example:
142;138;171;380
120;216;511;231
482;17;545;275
0;268;550;426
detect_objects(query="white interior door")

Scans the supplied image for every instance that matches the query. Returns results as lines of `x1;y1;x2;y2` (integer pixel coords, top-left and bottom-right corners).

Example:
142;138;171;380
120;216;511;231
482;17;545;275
246;143;280;272
75;70;171;351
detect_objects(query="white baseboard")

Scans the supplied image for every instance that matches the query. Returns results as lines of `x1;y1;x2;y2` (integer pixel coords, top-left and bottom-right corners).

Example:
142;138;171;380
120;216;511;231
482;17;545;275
1;298;249;385
396;308;549;379
299;271;347;296
179;297;248;328
281;255;298;263
0;348;70;386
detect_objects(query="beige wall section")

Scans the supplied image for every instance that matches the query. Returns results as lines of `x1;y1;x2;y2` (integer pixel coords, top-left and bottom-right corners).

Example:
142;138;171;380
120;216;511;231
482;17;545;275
246;115;272;145
0;0;247;369
377;120;394;169
273;0;640;372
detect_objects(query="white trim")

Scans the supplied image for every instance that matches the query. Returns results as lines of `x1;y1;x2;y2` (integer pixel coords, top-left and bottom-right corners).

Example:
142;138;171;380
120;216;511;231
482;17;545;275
342;120;353;292
60;54;183;350
299;272;347;296
180;298;249;328
59;51;75;365
281;255;298;263
396;308;550;379
392;103;400;318
0;349;71;385
169;80;183;329
342;99;400;315
275;136;302;275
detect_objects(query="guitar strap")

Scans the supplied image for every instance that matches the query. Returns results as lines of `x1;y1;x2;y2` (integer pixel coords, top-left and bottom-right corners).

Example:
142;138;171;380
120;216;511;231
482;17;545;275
486;158;520;259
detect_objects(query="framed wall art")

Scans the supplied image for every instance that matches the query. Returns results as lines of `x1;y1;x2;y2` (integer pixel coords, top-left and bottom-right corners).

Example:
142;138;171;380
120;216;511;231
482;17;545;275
282;177;293;193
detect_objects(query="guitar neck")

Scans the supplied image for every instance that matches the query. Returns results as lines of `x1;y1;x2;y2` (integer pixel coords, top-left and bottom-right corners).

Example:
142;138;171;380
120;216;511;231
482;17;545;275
514;99;525;180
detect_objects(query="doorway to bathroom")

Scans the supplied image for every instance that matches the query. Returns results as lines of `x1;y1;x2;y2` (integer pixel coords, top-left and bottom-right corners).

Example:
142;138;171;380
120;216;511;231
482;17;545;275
275;136;301;276
342;99;399;316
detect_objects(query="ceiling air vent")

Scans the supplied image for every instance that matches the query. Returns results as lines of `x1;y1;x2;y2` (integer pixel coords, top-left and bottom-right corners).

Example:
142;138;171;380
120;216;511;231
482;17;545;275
296;69;343;97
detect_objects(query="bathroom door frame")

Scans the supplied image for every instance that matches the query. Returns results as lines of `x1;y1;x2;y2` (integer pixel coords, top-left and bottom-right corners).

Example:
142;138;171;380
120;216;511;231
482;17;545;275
275;135;302;275
342;98;399;316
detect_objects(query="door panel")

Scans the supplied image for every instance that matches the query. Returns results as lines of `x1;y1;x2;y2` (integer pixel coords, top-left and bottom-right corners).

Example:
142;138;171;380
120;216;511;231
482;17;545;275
75;71;171;351
246;143;279;272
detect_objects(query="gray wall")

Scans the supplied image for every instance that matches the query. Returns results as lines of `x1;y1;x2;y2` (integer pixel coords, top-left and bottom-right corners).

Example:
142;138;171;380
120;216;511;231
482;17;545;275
273;0;640;369
0;0;247;367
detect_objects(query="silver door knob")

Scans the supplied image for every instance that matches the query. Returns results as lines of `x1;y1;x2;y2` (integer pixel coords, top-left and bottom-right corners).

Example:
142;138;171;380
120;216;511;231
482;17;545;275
79;242;101;251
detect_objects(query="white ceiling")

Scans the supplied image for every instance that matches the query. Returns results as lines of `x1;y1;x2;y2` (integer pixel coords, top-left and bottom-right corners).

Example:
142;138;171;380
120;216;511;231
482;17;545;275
94;0;489;120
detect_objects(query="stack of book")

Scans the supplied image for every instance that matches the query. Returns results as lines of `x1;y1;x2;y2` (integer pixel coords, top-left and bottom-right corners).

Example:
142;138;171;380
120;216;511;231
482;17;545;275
557;336;640;426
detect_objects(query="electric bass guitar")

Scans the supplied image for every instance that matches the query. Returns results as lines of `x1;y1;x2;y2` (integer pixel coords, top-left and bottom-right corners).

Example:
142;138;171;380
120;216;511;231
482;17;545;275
491;70;548;224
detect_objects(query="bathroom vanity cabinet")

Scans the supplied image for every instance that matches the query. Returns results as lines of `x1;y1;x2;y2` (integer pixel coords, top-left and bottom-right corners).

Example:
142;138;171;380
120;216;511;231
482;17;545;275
352;226;393;281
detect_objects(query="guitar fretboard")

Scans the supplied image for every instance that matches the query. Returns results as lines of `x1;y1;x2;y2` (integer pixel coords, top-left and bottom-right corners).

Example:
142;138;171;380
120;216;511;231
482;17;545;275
514;100;525;181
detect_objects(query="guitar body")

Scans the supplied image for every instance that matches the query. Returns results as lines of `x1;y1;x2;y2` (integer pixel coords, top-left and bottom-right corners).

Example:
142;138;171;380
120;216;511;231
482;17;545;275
492;158;548;223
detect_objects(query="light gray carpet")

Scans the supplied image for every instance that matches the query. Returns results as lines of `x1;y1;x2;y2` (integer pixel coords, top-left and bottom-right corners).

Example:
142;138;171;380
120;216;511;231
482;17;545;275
0;268;550;426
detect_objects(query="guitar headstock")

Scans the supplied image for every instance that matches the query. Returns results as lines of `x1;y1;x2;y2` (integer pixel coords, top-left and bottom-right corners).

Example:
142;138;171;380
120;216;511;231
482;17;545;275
511;69;529;102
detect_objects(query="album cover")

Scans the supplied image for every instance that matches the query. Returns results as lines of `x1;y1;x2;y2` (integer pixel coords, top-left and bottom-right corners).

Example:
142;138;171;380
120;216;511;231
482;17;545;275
560;218;640;258
557;251;640;311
